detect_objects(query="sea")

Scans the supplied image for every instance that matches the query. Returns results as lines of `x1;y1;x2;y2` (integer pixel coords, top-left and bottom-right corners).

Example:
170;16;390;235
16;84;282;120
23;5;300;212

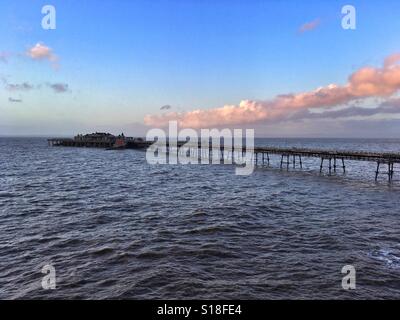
0;137;399;299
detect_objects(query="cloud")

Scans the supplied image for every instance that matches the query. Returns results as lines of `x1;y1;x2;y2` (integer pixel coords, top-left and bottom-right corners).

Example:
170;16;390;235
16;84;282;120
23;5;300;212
27;43;59;69
380;97;400;108
144;53;400;128
47;83;69;93
384;54;400;68
288;101;400;121
8;97;22;103
160;104;172;110
5;82;34;92
299;19;321;33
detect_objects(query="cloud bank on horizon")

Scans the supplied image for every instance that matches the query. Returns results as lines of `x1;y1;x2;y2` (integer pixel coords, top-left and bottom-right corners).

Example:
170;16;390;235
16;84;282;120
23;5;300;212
144;53;400;129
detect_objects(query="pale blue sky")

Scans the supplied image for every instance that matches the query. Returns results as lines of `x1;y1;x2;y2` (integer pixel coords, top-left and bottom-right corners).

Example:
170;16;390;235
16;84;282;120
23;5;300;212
1;0;400;136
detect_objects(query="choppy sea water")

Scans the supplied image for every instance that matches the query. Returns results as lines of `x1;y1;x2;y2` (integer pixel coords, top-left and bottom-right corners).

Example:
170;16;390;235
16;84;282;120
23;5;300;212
0;137;399;299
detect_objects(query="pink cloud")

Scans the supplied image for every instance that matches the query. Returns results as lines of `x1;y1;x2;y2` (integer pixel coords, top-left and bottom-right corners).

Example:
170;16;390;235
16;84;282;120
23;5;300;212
299;19;321;33
144;53;400;128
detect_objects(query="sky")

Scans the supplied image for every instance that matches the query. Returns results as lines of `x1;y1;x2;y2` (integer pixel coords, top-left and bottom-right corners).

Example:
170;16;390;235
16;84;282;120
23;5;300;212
1;0;400;137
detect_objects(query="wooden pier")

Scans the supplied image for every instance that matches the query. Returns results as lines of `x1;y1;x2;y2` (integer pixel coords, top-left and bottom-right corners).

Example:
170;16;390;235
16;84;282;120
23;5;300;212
250;146;399;182
48;135;400;182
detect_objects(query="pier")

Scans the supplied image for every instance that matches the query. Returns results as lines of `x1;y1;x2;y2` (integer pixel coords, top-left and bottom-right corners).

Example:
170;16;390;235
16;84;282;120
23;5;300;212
48;133;400;182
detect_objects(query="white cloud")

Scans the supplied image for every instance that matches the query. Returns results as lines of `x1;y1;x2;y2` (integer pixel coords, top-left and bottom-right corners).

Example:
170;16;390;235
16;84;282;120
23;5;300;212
27;43;59;69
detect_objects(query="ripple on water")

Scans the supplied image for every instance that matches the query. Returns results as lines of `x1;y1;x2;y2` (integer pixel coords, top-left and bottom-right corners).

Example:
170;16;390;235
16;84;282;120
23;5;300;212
1;137;400;299
369;248;400;269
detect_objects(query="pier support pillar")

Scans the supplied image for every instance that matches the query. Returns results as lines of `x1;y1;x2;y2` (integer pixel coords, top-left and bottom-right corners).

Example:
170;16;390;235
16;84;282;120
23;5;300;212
320;157;334;175
375;162;394;182
280;154;290;170
389;163;394;182
375;162;381;181
292;155;302;169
